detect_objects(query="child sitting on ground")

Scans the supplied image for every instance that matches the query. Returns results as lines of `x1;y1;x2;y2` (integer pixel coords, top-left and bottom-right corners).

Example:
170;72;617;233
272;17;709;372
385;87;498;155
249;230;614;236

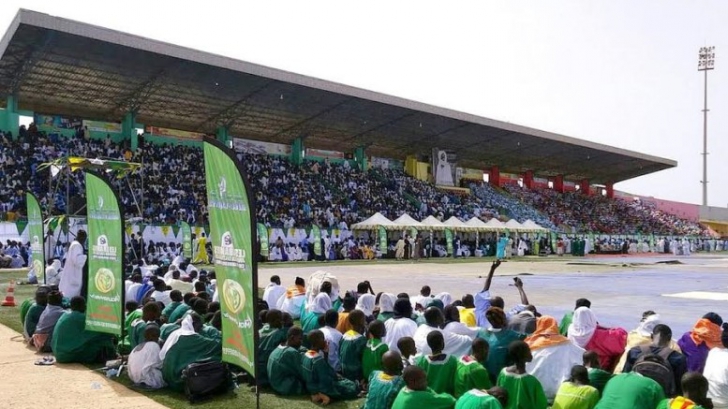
414;331;458;396
363;320;389;382
496;340;548;409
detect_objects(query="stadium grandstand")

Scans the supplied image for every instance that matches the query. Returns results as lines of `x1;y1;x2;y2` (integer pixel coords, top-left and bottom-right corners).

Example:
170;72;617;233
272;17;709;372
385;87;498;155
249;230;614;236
0;9;724;259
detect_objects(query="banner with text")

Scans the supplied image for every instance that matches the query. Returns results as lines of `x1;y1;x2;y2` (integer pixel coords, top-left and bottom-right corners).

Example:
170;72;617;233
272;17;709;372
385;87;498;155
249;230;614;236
445;229;454;255
258;223;269;258
306;148;344;160
84;172;124;336
26;193;45;283
146;125;204;141
34;114;82;131
233;138;291;156
83;120;122;134
312;225;322;256
180;221;193;259
204;139;257;376
378;226;388;251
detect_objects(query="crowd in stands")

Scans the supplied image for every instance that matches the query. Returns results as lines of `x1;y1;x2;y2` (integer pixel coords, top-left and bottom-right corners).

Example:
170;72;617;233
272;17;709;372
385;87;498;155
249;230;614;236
19;259;728;408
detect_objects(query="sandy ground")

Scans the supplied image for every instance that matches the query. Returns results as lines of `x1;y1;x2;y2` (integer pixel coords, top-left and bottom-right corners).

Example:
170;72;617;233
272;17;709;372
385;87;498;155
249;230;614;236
0;324;165;409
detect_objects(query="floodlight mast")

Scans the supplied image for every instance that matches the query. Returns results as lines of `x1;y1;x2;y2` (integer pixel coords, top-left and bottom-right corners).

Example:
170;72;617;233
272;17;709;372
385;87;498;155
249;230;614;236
698;46;715;207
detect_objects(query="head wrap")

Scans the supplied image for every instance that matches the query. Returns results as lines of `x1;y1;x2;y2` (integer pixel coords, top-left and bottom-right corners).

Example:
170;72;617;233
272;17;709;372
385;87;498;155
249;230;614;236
524;316;570;351
379;293;396;313
393;298;413;319
567;307;597;348
356;294;376;317
435;292;453;307
635;313;662;337
690;318;723;349
309;292;332;314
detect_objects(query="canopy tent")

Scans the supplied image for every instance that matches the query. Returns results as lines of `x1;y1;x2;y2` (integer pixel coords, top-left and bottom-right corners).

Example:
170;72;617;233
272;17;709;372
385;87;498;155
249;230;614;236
393;214;424;229
443;216;471;231
521;219;550;232
485;218;507;230
420;215;446;231
351;212;398;230
465;217;490;231
505;219;525;231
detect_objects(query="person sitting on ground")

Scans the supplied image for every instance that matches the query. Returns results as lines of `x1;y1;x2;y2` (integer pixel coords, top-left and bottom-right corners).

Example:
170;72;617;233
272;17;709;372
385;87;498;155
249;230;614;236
443;305;480;340
257;309;287;386
505;279;537;335
657;372;715;409
167;292;195;323
321;309;343;371
160;313;222;391
363;320;390;382
455;386;508;409
161;290;183;323
357;293;377;323
524;315;586;400
130;302;161;349
378;293;397;323
267;326;306;396
678;313;724;373
385;298;419;353
278;277;306;320
363;350;406;409
567;306;627;372
594;368;666;409
302;329;360;405
337;292;358;333
340;310;368;382
263;275;286;310
622;324;686;397
302;282;332;334
496;340;548;409
23;286;49;339
415;331;458;395
31;290;64;352
459;294;477;328
454;338;492;398
615;311;682;374
414;307;472;357
128;324;165;389
149;278;171;306
392;365;457;409
551;365;600;409
411;285;435;311
51;296;116;363
478;307;526;384
398;337;416;368
583;351;612;397
559;298;591;336
165;270;188;294
700;323;728;409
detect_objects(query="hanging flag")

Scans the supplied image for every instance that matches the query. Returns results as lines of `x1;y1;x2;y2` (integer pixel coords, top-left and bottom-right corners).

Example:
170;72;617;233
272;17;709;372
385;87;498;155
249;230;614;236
26;192;45;284
258;223;269;258
378;226;388;252
84;171;124;336
180;221;193;259
203;138;257;377
410;227;418;239
445;228;454;256
312;225;322;256
550;232;558;253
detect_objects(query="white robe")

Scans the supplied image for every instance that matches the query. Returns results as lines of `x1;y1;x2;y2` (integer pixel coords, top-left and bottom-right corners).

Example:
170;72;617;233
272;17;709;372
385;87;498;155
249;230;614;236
526;342;585;400
262;284;286;310
704;347;728;409
384;317;418;353
413;325;473;357
58;240;86;299
128;341;165;389
278;294;306;320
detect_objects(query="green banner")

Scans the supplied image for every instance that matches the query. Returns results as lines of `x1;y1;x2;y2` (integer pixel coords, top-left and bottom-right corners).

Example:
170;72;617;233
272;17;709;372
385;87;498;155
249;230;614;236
550;232;557;253
203;139;256;376
258;223;269;258
180;221;193;259
378;226;388;252
26;193;45;284
84;172;123;336
410;227;418;239
312;225;322;256
445;229;454;256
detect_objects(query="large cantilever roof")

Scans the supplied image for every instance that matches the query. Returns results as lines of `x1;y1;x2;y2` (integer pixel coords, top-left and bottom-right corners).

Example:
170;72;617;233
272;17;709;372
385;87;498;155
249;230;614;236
0;9;676;184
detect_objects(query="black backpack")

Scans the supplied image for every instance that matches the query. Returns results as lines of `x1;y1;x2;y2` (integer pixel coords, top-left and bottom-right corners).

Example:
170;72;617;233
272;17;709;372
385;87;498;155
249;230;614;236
633;346;675;396
181;361;231;403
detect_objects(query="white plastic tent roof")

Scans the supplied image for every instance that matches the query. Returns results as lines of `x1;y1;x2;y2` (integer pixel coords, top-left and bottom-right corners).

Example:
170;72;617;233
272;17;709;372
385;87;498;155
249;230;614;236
420;215;446;230
465;217;489;229
521;219;549;232
443;216;471;231
505;219;525;231
393;214;424;228
351;212;397;230
484;218;506;230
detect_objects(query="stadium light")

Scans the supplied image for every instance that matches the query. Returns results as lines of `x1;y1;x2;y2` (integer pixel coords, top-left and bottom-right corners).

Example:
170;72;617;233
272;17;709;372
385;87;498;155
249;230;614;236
698;46;715;207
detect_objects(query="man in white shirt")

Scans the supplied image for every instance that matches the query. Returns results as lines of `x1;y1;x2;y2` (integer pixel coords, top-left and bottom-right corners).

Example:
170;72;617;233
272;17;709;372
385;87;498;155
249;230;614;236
127;324;165;389
149;279;171;306
263;275;286;310
59;230;87;299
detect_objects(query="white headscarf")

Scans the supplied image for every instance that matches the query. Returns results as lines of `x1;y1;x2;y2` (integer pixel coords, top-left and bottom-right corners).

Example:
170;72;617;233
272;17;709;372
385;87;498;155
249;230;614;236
435;292;453;307
309;292;332;314
356;294;376;317
635;313;662;337
159;314;196;360
568;307;597;348
379;293;396;313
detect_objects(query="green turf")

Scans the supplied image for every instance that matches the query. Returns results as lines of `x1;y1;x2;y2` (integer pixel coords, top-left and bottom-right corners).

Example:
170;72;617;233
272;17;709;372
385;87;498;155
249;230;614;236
0;268;362;409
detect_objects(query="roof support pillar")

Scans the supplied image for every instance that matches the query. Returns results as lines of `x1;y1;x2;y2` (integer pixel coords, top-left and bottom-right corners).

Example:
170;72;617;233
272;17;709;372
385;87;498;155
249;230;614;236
0;95;20;139
291;137;305;165
580;179;591;196
354;146;367;171
216;126;230;146
606;183;614;198
523;170;534;189
553;174;564;193
122;111;138;151
489;166;500;187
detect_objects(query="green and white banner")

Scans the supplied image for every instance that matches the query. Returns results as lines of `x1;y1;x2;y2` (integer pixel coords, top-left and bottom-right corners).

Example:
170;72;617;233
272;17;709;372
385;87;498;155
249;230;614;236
84;172;123;336
26;193;45;283
378;226;388;252
204;139;257;376
445;228;454;256
258;223;269;258
312;225;322;256
410;227;418;239
181;221;193;259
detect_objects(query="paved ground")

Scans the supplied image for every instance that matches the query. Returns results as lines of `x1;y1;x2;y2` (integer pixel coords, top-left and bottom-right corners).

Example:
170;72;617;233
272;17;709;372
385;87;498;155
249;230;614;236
261;254;728;335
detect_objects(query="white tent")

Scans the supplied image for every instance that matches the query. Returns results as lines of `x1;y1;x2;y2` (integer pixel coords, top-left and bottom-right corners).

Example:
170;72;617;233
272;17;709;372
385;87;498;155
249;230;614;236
443;216;471;231
351;212;397;230
420;215;446;230
465;217;489;231
521;219;549;232
484;218;506;230
393;214;424;228
505;219;525;231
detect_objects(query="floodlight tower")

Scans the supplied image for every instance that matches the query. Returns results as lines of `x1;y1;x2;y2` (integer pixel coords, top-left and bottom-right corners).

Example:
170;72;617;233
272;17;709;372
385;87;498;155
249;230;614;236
698;46;715;206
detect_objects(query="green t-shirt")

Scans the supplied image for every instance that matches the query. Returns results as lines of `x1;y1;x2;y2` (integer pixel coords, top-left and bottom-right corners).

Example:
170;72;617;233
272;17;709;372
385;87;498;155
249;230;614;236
587;368;612;396
551;382;599;409
340;330;367;381
455;389;504;409
363;338;389;381
363;370;405;409
559;311;573;336
496;369;548;409
594;373;665;409
454;355;492;398
392;387;457;409
415;354;458;396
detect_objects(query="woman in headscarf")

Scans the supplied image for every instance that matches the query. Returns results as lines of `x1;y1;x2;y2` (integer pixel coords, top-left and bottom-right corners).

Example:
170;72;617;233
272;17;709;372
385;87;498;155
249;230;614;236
383;298;418;353
376;293;396;322
567;306;627;372
614;311;682;374
161;313;222;391
443;305;480;339
678;312;724;373
355;293;376;323
302;291;332;334
435;292;454;308
524;315;585;400
478;306;526;384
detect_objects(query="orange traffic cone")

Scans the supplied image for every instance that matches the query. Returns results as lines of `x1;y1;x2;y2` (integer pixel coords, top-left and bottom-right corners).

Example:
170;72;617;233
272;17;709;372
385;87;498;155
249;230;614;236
2;280;16;307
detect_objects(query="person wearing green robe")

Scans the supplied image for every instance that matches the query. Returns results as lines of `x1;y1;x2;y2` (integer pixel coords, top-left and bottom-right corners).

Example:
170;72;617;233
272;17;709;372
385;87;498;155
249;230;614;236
302;329;360;404
200;311;222;341
160;313;223;391
495;340;548;409
301;290;332;334
593;372;665;409
167;293;195;323
19;298;32;329
377;293;396;323
363;320;389;381
51;296;115;364
551;365;600;409
23;287;49;339
455;387;509;409
161;290;182;321
120;301;142;351
363;351;405;409
257;310;287;386
268;326;306;396
415;331;458;396
130;302;162;350
583;351;612;396
339;310;368;382
477;307;526;384
454;339;492;398
392;365;457;409
559;299;591;335
160;323;180;342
